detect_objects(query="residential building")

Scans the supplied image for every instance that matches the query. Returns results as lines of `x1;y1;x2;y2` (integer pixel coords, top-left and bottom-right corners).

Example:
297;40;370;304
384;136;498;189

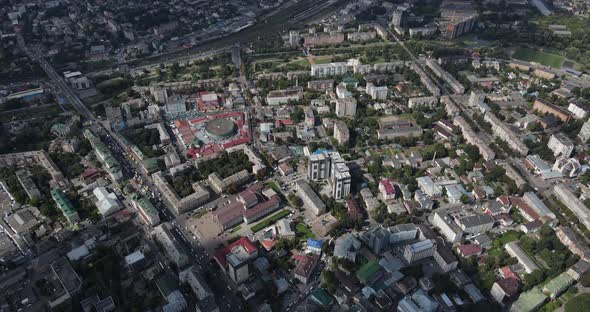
432;211;463;243
179;266;219;312
266;87;303;105
293;254;319;284
214;237;258;284
568;99;589;119
542;272;574;299
453;116;495;160
130;194;160;226
153;224;190;268
389;224;418;243
523;192;556;220
296;180;326;216
425;59;465;94
579;119;590;142
455;214;495;234
335;98;357;117
51;188;79;223
153;171;210;214
333;233;362;261
505;241;539;274
532;99;571;123
491;278;520;305
548;133;574;157
554;184;590;230
93;187;123;217
510;288;547;312
307;79;334;91
398;289;439;312
208;170;250;194
308;152;331;181
311;62;349;77
408;96;438;109
366;83;388;100
416;176;442;197
379;178;399;201
333;120;349;145
403;240;435;263
555;226;590;260
411;62;440;96
484;112;528;156
377;116;423;140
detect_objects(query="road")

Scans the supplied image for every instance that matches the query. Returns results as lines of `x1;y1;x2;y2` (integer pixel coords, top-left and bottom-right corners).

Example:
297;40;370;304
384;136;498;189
17;35;96;120
19;33;242;310
93;125;243;311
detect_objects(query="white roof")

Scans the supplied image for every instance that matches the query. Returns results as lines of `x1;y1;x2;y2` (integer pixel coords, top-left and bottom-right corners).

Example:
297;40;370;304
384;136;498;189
125;250;145;265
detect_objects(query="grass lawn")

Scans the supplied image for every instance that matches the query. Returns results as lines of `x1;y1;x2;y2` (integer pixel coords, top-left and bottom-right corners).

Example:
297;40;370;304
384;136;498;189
313;55;333;64
250;209;291;233
563;293;590;312
295;223;316;239
265;181;281;193
513;47;565;68
230;226;242;234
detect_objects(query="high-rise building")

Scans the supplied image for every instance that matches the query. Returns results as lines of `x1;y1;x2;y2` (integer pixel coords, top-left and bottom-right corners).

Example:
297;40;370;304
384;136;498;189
548;133;575;157
391;9;405;27
335;98;357;117
330;153;351;200
307;151;351;200
579;120;590;142
308;152;331;181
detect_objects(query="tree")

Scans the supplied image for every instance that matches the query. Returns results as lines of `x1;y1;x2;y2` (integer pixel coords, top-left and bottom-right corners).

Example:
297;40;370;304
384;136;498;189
523;270;545;290
463;144;481;161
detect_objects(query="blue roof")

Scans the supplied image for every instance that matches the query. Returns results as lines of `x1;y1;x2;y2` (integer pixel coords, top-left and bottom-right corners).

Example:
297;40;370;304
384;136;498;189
307;239;323;249
313;149;333;155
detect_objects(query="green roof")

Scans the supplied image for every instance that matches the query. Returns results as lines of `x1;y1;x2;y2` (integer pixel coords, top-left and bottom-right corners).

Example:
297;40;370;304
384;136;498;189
543;272;574;297
511;287;547;312
356;261;381;284
132;194;159;217
51;188;78;218
310;288;334;307
342;77;359;84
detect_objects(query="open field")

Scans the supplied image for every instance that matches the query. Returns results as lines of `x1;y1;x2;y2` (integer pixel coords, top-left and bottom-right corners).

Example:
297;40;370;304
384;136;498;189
513;47;565;68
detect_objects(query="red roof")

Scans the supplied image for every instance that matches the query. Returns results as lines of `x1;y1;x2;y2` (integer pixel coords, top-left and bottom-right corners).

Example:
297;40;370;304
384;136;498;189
496;278;520;297
509;196;539;220
214;237;257;268
497;195;511;207
380;178;396;195
81;168;101;178
500;266;520;281
261;238;277;251
292;254;319;279
457;244;482;257
346;198;363;220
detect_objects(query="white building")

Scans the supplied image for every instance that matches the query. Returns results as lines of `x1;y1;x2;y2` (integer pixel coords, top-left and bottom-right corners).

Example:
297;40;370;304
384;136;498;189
548;133;574;157
333;120;350;145
93;187;122;216
408;96;438;109
335;98;357;117
554;184;590;230
432;211;463;243
505;241;539;274
416;176;442;197
366;83;388;100
296;180;326;216
579;119;590;142
568;99;589;119
403;240;435;263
